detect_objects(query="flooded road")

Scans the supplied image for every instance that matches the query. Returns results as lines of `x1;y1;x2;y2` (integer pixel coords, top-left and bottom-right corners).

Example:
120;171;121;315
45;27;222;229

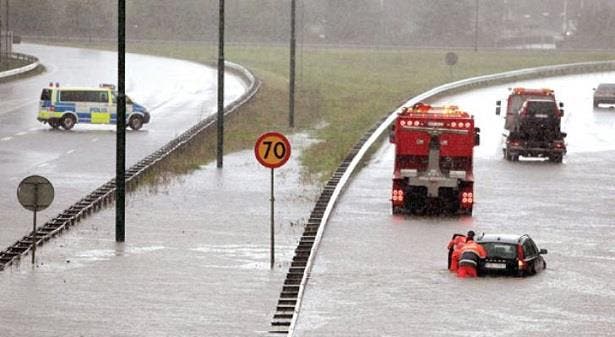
293;72;615;336
0;44;247;248
0;133;319;337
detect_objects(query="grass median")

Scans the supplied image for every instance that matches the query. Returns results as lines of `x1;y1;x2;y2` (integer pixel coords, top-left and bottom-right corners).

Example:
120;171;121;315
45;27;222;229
26;39;615;183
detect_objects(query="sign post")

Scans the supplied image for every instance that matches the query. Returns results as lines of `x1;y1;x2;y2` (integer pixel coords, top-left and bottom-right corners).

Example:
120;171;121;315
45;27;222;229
254;132;291;269
17;175;54;265
445;52;458;78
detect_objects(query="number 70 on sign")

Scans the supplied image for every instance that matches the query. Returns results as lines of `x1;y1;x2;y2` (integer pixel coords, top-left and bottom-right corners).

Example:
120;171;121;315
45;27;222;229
254;132;291;169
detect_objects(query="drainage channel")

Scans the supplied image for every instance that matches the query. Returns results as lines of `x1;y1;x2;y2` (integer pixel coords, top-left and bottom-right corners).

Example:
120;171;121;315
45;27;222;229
269;117;387;335
0;68;259;271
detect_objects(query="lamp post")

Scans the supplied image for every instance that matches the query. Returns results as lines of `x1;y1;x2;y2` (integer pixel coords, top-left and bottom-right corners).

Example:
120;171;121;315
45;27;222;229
473;0;479;51
216;0;225;168
289;0;296;128
115;0;126;242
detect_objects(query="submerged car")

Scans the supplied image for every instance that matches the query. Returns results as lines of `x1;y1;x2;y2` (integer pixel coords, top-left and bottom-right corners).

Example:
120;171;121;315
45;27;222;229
593;83;615;108
476;233;547;277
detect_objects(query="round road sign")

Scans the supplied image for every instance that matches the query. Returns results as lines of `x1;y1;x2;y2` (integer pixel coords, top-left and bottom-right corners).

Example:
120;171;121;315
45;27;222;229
17;175;54;212
445;52;458;66
254;132;291;169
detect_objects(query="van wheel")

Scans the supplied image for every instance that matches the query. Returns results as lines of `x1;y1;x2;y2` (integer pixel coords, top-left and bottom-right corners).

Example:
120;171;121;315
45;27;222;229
129;116;143;130
60;115;76;130
49;119;60;129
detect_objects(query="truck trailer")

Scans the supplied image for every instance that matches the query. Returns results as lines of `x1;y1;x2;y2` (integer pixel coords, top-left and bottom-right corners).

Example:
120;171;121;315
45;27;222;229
496;88;566;163
390;103;480;215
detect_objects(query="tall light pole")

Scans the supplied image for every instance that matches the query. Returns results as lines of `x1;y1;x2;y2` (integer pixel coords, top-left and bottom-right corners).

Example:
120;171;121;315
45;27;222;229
474;0;479;51
115;0;126;242
289;0;296;128
216;0;225;168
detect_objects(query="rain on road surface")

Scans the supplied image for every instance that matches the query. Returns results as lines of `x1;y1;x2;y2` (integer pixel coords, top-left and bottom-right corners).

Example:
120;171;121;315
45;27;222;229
293;72;615;336
0;44;247;248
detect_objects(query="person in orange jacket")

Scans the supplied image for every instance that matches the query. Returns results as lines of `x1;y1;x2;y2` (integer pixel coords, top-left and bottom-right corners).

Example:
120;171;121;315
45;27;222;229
447;234;467;272
457;230;487;278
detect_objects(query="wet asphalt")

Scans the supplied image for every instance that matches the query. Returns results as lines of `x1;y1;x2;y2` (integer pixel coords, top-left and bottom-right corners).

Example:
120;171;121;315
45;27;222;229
1;46;614;336
0;44;246;248
293;72;615;336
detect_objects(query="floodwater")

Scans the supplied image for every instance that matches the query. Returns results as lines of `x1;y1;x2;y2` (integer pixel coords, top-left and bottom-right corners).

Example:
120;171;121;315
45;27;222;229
293;72;615;336
0;133;320;337
0;44;246;248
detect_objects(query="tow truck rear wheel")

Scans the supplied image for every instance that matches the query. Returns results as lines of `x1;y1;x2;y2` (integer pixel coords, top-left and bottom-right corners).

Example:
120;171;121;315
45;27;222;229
60;115;76;130
503;149;513;161
406;188;427;215
549;154;563;163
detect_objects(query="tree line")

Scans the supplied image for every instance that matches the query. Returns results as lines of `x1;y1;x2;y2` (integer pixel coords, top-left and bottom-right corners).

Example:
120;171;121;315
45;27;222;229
5;0;615;48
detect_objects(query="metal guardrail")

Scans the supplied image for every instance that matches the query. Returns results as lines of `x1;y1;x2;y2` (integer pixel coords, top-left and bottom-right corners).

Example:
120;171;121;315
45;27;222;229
270;59;615;336
0;61;260;271
0;52;40;79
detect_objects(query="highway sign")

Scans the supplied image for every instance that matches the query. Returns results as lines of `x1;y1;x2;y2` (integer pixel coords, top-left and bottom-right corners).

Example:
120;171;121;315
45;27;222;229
17;175;54;212
254;132;291;169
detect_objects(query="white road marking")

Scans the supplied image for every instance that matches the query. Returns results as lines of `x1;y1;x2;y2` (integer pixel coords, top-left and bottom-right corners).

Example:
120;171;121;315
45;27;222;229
67;149;75;154
38;163;49;168
16;131;27;136
91;138;99;142
1;137;12;141
29;127;38;132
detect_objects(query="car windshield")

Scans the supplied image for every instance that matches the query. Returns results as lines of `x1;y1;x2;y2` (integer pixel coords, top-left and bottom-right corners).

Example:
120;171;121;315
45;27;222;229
481;242;517;259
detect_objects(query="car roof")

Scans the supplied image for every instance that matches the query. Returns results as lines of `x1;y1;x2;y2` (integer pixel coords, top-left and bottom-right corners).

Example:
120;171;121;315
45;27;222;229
477;233;527;244
524;99;553;104
597;83;615;89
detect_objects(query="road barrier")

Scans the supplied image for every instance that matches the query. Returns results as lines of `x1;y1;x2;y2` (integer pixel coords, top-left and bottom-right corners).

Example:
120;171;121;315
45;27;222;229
0;53;40;79
0;61;260;271
272;59;615;336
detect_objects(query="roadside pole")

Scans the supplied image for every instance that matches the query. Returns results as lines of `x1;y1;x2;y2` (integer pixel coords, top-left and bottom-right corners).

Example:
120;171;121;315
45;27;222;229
116;0;126;242
217;0;225;168
289;0;296;128
254;132;291;269
17;175;54;266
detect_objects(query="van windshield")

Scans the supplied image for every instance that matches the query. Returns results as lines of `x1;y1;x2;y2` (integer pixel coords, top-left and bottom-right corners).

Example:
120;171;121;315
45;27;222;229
40;89;52;101
111;91;133;104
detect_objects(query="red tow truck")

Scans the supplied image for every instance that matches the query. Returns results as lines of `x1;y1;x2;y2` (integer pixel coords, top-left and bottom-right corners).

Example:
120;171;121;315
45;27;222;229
390;103;480;215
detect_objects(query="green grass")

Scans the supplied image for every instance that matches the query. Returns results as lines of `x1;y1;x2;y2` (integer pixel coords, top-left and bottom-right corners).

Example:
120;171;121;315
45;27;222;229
24;39;615;182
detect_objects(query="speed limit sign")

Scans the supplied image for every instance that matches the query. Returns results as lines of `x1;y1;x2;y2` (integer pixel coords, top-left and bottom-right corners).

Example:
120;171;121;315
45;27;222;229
254;132;291;169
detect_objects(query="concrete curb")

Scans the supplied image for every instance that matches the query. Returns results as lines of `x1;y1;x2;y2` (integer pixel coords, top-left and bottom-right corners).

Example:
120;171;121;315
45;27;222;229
0;53;40;79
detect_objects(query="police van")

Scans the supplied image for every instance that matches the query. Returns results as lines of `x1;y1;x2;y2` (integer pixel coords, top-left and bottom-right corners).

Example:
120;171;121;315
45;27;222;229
37;83;150;130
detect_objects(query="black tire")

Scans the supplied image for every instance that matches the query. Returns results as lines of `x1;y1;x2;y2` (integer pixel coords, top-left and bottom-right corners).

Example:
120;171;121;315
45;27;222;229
129;116;144;130
503;149;509;160
406;188;427;215
60;115;76;130
549;154;563;163
49;119;60;129
511;154;519;162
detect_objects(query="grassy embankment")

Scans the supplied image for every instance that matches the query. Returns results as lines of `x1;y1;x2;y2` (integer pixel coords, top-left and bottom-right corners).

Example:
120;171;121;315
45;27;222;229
27;40;615;183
